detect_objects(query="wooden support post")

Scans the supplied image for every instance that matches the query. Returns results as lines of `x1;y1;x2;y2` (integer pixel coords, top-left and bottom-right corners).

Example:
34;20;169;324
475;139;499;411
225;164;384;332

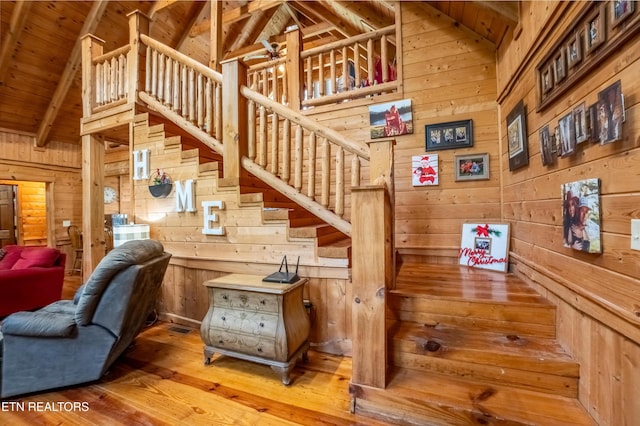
285;27;303;110
127;10;150;105
210;0;223;71
81;34;104;117
367;138;395;192
351;185;393;388
221;59;248;183
82;133;105;278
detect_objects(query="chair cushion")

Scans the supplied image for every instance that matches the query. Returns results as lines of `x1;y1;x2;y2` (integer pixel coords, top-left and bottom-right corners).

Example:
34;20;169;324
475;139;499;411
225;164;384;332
0;245;24;270
11;247;61;270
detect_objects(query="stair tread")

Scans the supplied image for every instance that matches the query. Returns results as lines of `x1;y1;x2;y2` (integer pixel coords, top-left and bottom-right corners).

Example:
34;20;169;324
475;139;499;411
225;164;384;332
390;321;578;376
352;367;596;426
393;263;553;305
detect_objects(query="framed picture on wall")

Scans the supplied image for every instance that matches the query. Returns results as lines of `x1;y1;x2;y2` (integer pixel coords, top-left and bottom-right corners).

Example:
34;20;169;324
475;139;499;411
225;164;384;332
459;223;510;272
573;102;588;144
368;99;413;139
411;154;439;186
612;0;635;28
541;63;554;93
559;112;575;157
506;100;529;171
566;32;582;69
425;119;473;151
561;178;601;254
597;79;624;144
588;102;599;142
554;49;567;83
454;153;489;181
539;125;554;166
585;4;606;54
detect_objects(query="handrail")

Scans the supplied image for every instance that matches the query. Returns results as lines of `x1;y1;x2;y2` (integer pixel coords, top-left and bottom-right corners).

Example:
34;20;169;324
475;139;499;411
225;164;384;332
141;34;222;84
300;25;396;59
140;34;223;138
93;45;130;64
240;85;370;160
242;157;352;236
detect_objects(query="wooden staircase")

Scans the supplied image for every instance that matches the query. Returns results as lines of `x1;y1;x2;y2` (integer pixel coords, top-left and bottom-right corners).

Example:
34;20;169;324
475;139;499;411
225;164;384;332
350;262;596;425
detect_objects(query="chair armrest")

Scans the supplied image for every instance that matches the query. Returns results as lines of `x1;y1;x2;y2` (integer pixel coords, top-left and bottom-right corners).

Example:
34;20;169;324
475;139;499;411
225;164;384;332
2;311;77;337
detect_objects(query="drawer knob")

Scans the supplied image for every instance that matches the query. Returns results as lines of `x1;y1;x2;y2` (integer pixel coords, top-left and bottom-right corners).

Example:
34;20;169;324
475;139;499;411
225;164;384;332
222;294;228;300
260;300;266;305
259;322;264;327
221;316;226;321
257;347;263;352
218;339;224;344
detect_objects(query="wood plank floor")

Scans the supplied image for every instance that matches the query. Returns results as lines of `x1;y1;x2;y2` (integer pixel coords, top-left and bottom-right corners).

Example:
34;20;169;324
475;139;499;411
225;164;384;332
2;275;388;425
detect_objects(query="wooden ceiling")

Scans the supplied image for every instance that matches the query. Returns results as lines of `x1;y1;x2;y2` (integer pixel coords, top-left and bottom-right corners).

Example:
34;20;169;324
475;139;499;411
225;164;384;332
0;1;516;148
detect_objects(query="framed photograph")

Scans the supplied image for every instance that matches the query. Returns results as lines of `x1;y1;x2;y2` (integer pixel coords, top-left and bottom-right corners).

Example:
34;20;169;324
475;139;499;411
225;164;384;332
612;0;635;28
425;119;473;151
554;49;567;83
459;223;510;272
412;154;438;186
368;99;413;139
561;178;601;254
454;153;489;181
597;79;623;144
588;102;599;142
559;112;575;157
554;126;561;155
506;100;529;171
541;63;554;93
585;4;606;54
566;32;582;69
539;125;554;166
573;102;588;144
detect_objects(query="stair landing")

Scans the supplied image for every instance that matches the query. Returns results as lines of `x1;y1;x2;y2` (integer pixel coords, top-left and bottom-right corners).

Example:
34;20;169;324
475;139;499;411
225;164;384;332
351;262;595;425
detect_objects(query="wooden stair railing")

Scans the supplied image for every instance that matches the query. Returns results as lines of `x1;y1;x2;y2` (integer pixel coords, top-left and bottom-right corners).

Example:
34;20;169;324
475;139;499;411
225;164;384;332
247;24;400;110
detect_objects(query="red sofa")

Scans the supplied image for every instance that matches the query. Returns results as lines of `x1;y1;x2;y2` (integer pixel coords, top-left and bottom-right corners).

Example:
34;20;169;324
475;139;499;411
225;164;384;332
0;245;66;317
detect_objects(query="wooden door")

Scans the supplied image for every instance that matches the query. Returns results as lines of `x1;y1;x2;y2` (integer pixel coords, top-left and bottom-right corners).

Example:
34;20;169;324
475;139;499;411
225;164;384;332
0;184;17;247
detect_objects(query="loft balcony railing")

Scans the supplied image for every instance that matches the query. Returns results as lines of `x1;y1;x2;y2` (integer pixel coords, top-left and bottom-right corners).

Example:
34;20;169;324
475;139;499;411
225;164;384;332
247;25;399;110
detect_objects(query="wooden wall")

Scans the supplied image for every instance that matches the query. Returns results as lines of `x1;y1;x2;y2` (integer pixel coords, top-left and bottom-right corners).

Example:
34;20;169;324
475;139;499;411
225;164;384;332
0;129;82;269
310;2;501;263
496;2;640;424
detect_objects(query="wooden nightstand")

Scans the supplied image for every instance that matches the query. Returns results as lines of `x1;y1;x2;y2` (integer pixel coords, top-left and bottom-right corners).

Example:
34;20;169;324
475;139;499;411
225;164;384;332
200;273;310;385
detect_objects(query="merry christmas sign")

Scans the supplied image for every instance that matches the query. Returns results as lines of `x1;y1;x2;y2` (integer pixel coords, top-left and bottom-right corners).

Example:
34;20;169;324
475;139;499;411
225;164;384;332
458;223;510;272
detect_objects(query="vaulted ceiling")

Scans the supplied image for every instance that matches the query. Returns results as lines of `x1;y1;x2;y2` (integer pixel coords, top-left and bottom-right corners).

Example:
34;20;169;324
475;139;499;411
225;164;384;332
0;1;517;147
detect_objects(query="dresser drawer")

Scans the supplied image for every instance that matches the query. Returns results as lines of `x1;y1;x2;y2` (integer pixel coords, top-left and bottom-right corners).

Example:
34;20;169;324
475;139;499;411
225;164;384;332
213;289;279;313
209;308;278;337
206;330;276;358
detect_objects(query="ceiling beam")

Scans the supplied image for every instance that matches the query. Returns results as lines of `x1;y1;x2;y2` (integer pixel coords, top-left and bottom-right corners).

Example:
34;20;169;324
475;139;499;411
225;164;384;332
175;2;209;51
147;0;180;18
253;3;292;45
289;1;359;38
0;1;32;87
334;1;394;30
472;1;519;24
226;10;271;55
35;1;109;147
223;0;284;25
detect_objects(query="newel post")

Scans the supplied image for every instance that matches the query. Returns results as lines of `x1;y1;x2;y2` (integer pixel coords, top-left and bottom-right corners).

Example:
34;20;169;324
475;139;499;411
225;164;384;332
221;59;249;184
127;10;150;104
81;34;104;117
285;26;303;111
350;138;395;389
